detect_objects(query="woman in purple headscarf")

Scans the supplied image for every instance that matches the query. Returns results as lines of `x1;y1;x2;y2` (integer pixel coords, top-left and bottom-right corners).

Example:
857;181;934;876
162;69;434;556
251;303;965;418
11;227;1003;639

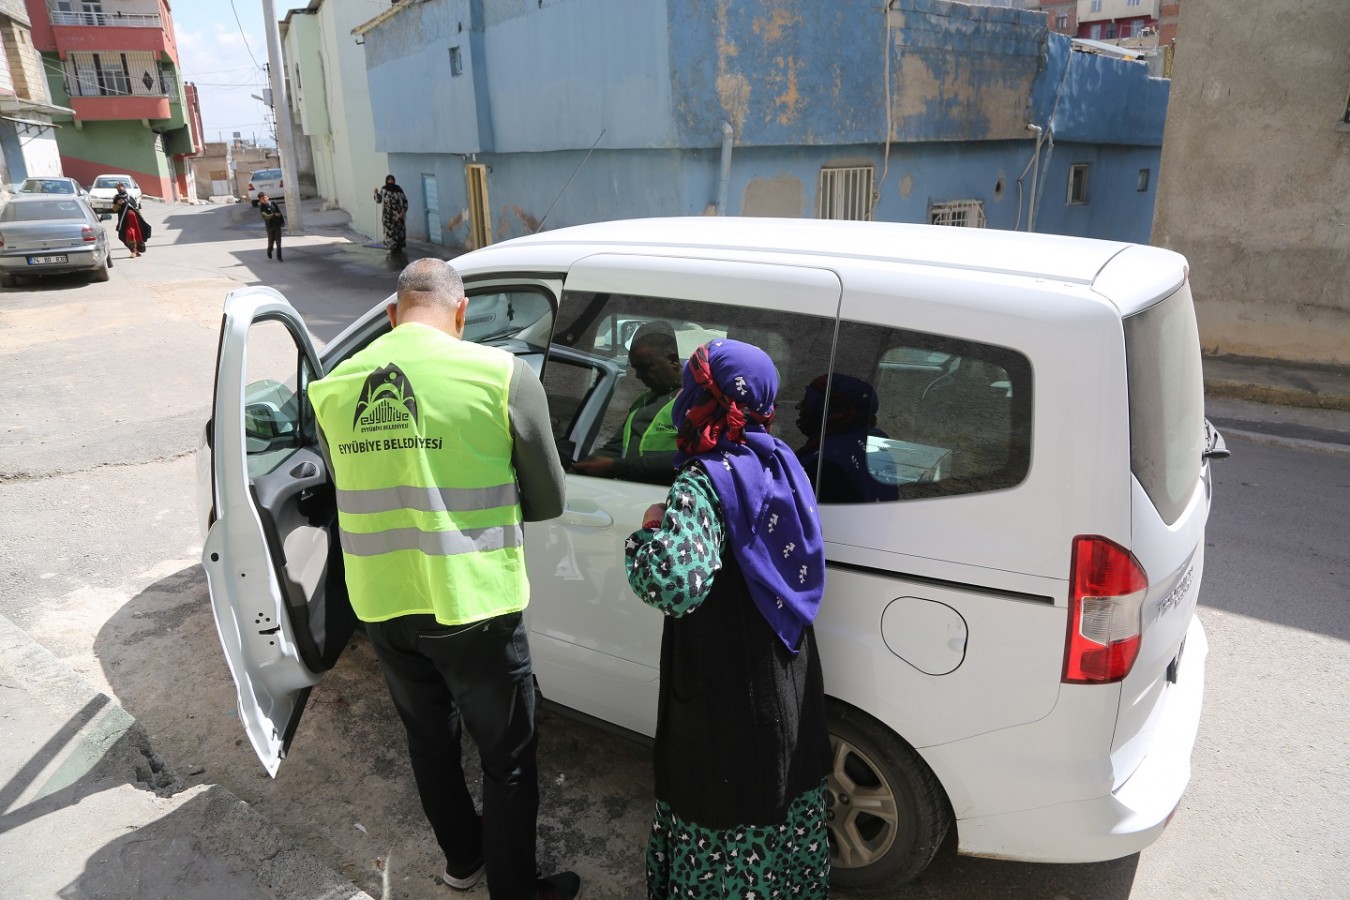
625;339;832;898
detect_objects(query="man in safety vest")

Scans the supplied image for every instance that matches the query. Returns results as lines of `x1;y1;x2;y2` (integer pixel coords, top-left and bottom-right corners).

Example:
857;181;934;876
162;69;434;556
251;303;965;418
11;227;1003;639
309;259;578;900
571;323;682;483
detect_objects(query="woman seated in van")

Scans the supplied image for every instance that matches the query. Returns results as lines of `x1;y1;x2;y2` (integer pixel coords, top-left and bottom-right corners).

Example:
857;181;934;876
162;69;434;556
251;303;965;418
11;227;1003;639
571;322;682;485
625;339;832;899
795;373;899;503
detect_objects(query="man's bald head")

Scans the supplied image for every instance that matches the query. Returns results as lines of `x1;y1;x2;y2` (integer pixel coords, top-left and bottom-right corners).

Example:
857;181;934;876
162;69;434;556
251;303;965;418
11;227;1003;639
391;259;467;336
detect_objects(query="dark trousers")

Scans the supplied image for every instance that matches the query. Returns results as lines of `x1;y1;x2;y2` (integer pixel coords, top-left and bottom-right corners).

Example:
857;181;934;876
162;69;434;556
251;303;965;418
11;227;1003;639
266;223;283;257
364;611;539;900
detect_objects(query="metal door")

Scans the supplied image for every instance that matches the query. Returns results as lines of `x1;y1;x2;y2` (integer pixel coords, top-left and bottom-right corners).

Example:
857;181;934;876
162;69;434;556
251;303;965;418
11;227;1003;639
421;174;441;244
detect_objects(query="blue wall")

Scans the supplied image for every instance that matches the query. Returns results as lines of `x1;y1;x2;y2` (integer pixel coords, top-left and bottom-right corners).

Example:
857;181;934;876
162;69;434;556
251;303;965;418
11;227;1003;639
364;0;1169;248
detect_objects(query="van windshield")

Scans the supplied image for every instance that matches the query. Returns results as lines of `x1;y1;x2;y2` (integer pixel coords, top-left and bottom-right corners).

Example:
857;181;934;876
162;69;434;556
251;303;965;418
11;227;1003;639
1124;282;1204;525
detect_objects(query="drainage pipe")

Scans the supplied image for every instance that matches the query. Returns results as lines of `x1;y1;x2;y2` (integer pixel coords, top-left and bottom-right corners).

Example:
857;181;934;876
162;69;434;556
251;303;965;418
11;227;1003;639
717;121;734;215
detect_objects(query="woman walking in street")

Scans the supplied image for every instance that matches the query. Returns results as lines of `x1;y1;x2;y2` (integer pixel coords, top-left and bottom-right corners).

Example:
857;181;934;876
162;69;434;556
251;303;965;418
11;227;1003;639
374;174;408;255
625;338;833;899
113;183;149;257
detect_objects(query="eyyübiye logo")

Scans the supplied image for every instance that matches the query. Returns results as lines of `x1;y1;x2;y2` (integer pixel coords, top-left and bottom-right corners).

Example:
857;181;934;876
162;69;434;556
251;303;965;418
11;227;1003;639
353;364;419;431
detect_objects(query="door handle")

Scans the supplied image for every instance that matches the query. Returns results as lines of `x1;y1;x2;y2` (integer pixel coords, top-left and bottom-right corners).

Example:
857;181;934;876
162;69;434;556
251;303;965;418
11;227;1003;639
562;504;613;529
290;460;318;479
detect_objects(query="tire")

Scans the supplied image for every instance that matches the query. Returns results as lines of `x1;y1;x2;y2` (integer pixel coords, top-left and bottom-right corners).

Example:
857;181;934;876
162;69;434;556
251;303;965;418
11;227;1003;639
826;702;952;890
0;271;15;288
90;256;110;283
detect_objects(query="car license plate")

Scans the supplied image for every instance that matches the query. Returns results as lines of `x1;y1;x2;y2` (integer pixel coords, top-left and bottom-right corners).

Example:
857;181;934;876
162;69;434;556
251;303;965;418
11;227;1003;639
27;255;68;265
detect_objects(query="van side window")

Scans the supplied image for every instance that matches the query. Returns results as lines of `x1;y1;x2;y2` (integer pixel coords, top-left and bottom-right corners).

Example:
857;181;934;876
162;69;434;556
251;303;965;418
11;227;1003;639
553;291;835;484
816;321;1032;502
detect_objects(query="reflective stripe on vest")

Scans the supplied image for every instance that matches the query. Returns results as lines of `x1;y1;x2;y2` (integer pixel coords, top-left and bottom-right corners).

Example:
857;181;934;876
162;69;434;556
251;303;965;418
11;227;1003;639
336;483;520;515
309;323;528;625
340;523;523;557
622;392;679;455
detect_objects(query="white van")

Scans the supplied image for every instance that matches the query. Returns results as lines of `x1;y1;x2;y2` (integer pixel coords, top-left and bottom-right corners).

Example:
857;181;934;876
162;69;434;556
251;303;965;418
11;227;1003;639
201;218;1224;889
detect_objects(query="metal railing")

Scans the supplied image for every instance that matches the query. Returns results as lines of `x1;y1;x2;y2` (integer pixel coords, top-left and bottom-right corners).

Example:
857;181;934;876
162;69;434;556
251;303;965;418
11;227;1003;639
50;11;162;29
62;52;175;100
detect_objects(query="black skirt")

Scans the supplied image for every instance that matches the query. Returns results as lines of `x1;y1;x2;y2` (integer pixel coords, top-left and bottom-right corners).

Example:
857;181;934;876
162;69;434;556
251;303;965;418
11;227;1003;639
653;552;832;829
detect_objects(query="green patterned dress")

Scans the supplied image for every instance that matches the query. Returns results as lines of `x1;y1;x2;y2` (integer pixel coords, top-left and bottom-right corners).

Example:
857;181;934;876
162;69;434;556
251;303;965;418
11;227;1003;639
626;466;831;899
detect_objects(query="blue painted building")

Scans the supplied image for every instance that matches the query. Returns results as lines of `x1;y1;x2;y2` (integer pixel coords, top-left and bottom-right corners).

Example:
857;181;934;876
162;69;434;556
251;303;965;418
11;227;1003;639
354;0;1168;251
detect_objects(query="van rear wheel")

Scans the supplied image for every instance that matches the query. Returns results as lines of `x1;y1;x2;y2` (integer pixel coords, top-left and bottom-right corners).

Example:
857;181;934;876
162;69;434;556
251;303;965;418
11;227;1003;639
826;703;952;889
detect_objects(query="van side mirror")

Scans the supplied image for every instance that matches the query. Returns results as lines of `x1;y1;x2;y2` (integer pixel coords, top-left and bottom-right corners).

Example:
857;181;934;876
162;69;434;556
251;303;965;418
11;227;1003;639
98;213;112;222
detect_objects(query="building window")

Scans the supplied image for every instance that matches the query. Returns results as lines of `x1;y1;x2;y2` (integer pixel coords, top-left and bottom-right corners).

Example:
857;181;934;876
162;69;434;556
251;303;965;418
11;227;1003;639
1090;0;1102;11
1089;23;1102;39
449;46;463;77
91;52;130;97
1056;13;1068;29
929;200;987;228
818;165;874;220
1127;0;1141;6
1067;164;1090;205
1137;169;1150;192
1106;21;1117;38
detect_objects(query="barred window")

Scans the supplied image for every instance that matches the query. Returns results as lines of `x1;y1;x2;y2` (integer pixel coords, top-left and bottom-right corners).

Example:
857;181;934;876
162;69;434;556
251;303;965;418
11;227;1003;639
929;200;987;228
818;166;874;221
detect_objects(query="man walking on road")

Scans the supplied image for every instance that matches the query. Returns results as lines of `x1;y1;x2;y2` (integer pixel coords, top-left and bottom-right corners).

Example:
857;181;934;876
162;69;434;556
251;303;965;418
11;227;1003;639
308;259;580;899
258;192;284;262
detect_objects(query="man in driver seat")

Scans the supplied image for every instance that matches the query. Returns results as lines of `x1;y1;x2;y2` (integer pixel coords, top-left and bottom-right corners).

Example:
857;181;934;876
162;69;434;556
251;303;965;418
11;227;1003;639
571;322;682;484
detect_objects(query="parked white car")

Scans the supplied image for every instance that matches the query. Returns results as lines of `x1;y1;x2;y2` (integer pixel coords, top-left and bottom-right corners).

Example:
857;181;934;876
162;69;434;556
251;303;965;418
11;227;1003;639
246;168;283;206
200;218;1223;889
16;176;88;198
87;174;141;213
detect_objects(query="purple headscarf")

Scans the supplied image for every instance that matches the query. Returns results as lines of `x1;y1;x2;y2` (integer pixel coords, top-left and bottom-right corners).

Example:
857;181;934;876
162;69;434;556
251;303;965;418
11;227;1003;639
672;339;825;653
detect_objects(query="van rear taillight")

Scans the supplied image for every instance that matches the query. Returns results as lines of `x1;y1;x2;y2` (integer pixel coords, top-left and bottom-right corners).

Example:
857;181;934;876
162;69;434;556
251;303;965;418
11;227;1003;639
1063;535;1148;684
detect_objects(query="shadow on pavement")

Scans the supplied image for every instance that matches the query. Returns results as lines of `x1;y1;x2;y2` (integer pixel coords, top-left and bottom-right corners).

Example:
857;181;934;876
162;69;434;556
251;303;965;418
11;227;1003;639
89;564;1148;899
1201;439;1350;641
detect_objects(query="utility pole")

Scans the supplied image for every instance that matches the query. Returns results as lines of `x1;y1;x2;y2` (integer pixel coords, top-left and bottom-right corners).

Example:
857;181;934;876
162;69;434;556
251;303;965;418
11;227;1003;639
261;0;302;229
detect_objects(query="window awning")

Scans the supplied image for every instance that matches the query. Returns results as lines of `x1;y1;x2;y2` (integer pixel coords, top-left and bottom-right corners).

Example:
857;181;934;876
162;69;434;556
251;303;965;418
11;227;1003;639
0;115;62;129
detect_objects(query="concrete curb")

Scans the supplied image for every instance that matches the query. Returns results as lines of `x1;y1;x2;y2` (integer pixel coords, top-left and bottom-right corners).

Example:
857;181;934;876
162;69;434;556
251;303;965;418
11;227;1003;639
1204;378;1350;413
0;612;375;900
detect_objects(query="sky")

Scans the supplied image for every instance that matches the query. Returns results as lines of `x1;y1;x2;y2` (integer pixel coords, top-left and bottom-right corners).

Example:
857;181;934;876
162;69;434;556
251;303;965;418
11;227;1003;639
172;1;316;146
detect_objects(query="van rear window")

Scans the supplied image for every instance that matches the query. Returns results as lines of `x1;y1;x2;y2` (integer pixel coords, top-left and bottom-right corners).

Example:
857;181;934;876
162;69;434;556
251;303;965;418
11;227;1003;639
825;322;1032;502
1124;283;1204;525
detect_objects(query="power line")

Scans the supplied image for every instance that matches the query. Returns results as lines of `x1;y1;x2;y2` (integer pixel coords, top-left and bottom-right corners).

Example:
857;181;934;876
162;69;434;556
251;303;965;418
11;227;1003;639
229;0;264;71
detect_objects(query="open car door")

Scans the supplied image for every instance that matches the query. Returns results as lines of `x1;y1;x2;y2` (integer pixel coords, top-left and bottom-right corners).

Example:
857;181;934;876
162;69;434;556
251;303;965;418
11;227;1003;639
202;286;356;776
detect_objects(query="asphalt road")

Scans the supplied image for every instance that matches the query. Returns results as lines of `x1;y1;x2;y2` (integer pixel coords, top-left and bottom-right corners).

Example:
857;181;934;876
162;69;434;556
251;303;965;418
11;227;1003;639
0;202;1345;899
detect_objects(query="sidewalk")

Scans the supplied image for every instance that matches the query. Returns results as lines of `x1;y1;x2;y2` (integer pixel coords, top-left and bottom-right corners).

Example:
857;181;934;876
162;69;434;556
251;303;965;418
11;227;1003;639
0;613;374;900
1202;355;1350;456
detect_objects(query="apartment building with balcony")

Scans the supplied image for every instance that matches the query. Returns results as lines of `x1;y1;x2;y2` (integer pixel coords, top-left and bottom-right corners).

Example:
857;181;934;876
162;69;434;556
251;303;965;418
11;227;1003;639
25;0;200;199
1075;0;1160;41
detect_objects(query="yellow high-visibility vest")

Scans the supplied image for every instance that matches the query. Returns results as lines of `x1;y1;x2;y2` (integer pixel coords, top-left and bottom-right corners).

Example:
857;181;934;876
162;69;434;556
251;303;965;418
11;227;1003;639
623;391;679;454
309;322;527;625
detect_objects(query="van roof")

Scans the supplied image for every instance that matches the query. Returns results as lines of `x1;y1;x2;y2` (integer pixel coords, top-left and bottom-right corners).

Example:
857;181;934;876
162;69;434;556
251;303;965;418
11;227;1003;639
481;217;1140;286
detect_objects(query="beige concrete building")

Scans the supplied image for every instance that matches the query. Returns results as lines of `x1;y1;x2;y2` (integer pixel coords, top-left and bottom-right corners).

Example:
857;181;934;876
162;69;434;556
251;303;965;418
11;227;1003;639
281;0;386;240
1152;0;1350;365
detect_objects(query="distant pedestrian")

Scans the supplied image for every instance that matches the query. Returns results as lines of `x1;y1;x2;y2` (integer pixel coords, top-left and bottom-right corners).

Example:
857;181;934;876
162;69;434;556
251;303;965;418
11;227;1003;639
258;192;284;262
374;174;408;255
113;183;148;257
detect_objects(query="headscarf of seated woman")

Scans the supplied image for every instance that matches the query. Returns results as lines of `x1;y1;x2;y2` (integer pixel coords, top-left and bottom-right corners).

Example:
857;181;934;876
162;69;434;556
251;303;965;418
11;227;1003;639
382;175;404;194
672;339;825;653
